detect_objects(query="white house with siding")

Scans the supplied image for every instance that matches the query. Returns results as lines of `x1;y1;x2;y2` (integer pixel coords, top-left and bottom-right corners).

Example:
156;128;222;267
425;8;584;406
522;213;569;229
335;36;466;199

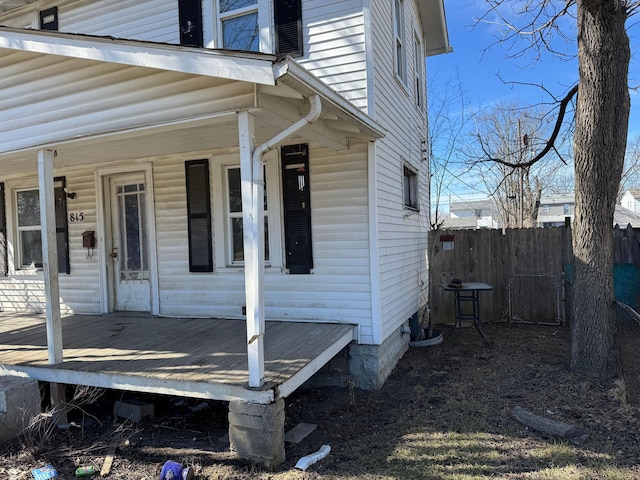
621;189;640;213
0;0;449;465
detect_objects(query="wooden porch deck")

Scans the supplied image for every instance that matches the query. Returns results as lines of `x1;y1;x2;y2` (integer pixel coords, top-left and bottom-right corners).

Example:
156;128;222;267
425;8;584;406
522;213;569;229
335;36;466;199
0;313;355;404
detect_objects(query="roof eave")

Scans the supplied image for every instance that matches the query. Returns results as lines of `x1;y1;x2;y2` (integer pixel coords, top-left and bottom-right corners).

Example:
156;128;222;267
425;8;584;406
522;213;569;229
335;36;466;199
417;0;452;57
0;26;277;85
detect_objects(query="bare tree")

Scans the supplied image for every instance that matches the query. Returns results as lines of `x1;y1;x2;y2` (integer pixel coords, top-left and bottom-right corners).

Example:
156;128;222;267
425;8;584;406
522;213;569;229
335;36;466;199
469;102;569;227
477;0;637;377
428;72;477;229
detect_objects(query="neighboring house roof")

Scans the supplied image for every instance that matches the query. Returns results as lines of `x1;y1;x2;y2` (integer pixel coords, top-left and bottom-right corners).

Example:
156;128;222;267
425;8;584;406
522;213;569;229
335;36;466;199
623;189;640;199
539;194;575;205
440;217;480;229
614;205;640;227
449;198;497;213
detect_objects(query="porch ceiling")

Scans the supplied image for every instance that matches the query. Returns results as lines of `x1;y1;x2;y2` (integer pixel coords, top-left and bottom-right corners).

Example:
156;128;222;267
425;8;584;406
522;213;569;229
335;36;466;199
0;28;383;176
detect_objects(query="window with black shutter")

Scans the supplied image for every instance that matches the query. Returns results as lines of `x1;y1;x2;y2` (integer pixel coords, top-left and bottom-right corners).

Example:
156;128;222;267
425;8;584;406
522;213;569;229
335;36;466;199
281;144;312;274
178;0;204;47
0;183;6;277
275;0;303;57
39;7;58;30
54;177;70;274
185;159;213;272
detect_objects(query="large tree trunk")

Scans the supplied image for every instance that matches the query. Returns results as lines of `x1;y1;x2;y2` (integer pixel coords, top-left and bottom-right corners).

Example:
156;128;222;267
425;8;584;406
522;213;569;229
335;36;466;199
571;1;630;377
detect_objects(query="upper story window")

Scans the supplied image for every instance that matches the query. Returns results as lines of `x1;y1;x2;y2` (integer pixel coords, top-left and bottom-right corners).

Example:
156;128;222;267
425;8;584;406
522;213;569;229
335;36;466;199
199;0;302;55
413;35;424;109
219;0;260;51
394;0;406;84
563;204;572;215
542;205;550;213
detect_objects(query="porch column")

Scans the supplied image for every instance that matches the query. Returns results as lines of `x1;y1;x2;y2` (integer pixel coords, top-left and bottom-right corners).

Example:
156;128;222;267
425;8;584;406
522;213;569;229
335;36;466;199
238;111;265;388
37;149;66;419
38;149;63;364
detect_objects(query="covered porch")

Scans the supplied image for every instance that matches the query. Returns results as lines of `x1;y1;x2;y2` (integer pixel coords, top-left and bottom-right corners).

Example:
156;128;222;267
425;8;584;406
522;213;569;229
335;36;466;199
0;312;355;403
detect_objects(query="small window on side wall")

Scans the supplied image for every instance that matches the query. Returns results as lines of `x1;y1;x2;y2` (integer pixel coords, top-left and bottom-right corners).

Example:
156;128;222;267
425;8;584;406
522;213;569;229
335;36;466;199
403;164;419;211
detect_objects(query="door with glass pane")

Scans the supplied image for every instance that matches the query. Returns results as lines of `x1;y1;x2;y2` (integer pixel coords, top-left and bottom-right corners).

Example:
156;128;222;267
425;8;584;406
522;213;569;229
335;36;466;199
109;174;150;312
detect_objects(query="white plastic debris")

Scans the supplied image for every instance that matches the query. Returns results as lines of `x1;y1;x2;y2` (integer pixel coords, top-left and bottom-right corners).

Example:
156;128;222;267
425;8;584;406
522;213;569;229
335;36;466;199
294;444;331;471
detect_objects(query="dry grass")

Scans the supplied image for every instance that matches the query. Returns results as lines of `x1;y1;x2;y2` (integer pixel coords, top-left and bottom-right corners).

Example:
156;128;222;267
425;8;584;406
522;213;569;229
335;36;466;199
2;322;640;479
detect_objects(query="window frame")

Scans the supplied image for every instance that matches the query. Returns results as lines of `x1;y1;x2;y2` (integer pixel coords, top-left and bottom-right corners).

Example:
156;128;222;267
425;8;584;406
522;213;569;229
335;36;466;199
15;187;42;269
202;0;270;52
11;177;69;274
403;163;419;211
211;152;282;270
393;0;407;85
413;33;424;110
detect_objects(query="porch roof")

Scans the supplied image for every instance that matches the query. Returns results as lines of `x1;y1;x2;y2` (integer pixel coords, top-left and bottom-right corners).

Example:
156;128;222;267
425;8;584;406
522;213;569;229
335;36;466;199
0;313;356;403
0;27;384;175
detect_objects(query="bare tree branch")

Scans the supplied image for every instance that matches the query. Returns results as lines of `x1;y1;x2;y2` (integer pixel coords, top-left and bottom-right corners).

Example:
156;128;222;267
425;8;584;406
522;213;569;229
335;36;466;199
479;84;578;169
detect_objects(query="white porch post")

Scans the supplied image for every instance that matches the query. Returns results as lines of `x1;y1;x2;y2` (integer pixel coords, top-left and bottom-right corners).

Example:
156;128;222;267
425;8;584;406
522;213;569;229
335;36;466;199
38;149;66;420
238;111;265;388
38;149;63;364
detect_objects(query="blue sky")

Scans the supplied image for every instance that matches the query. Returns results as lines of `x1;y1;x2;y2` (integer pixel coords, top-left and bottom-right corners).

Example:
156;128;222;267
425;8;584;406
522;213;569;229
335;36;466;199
428;2;640;143
427;3;640;203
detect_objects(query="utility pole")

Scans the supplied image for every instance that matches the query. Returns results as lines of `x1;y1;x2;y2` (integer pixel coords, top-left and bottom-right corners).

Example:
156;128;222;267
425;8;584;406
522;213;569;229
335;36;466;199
517;119;523;228
517;120;529;229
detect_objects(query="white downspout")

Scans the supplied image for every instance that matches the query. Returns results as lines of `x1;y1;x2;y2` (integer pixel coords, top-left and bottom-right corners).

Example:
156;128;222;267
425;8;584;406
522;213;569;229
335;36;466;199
244;95;322;388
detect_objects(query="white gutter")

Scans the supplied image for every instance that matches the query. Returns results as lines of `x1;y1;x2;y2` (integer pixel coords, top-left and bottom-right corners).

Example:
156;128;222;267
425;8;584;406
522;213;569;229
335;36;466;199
243;95;322;389
253;95;322;163
274;59;385;139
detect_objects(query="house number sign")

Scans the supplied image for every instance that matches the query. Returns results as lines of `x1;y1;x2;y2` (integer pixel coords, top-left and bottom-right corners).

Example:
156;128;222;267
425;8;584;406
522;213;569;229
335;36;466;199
68;211;85;223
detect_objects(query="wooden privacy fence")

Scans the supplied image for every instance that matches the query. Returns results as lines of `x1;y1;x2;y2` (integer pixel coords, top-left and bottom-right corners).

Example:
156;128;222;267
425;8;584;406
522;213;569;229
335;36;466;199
429;227;572;326
429;225;640;326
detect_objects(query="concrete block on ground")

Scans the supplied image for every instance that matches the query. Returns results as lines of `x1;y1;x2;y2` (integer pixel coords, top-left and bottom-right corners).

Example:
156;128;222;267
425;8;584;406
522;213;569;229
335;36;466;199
0;375;41;444
113;399;154;422
229;398;285;468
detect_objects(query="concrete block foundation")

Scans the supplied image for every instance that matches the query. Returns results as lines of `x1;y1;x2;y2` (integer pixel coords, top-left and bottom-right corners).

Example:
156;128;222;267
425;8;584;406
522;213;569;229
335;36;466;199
228;398;285;468
0;375;41;444
303;321;411;391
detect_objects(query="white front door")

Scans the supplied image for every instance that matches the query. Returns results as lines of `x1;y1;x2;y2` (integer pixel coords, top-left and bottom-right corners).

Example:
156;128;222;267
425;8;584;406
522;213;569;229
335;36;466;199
109;173;151;312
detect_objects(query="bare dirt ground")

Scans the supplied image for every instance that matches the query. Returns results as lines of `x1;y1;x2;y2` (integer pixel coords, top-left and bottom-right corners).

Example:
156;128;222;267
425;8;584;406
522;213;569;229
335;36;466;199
2;322;640;479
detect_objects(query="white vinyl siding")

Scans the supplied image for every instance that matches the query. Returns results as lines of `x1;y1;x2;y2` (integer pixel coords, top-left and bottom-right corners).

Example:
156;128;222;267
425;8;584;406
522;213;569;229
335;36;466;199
151;143;373;340
370;0;429;341
0;166;102;314
47;0;179;43
298;0;368;110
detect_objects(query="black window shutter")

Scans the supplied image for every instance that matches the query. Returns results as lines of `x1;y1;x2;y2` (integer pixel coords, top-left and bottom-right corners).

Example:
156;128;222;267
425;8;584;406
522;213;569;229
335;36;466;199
178;0;203;47
282;144;312;274
275;0;303;57
53;177;70;274
185;160;213;272
40;7;58;31
0;183;6;277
